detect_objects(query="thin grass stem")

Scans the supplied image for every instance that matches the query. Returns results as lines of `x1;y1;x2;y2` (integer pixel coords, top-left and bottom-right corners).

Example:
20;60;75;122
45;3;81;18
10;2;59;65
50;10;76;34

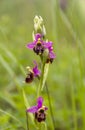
70;70;77;130
50;0;58;42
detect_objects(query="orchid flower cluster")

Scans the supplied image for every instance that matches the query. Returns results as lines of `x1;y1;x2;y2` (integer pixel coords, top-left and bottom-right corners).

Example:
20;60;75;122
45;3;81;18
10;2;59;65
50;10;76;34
25;16;56;125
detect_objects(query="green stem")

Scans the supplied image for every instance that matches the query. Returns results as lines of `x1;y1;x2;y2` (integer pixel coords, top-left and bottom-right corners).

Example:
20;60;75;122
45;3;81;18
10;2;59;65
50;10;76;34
38;56;55;129
37;62;45;97
44;122;47;130
45;83;56;130
70;73;77;130
77;50;85;129
42;122;47;130
26;110;29;130
38;122;47;130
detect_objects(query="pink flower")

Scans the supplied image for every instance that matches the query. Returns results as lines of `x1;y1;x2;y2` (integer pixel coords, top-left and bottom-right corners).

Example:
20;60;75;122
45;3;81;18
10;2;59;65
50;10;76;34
27;97;48;122
27;33;56;62
27;33;45;55
25;61;40;83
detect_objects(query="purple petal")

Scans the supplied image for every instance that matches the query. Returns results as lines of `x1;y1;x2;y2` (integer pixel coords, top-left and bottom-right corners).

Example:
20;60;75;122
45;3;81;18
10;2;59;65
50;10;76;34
27;42;35;49
27;106;38;113
49;51;56;59
44;106;48;111
32;61;41;77
37;97;43;109
35;33;42;40
48;46;53;51
44;41;53;48
33;61;38;66
33;67;41;77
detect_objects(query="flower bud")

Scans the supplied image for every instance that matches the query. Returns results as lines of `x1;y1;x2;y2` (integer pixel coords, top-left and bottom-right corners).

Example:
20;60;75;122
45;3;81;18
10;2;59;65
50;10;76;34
32;31;35;41
43;48;49;63
43;49;49;58
42;25;46;38
34;16;46;37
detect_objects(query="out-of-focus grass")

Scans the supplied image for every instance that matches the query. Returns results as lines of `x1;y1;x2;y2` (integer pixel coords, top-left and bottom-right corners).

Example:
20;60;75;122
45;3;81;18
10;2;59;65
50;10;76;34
0;0;85;130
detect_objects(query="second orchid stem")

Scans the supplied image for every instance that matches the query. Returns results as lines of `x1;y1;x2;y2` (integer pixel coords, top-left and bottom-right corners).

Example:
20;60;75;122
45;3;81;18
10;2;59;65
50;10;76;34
26;110;29;130
45;83;56;130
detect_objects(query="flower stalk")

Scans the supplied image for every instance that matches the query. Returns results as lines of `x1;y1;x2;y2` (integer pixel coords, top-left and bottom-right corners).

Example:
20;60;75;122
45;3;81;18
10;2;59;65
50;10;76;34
25;15;56;130
37;53;49;96
26;110;29;130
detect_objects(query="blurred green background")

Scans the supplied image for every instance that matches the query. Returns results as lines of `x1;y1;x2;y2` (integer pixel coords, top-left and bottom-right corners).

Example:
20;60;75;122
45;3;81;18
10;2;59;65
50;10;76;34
0;0;85;130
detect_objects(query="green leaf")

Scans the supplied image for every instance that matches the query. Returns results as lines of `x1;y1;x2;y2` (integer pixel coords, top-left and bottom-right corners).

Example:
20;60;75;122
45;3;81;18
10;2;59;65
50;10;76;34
41;63;49;91
37;62;49;97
